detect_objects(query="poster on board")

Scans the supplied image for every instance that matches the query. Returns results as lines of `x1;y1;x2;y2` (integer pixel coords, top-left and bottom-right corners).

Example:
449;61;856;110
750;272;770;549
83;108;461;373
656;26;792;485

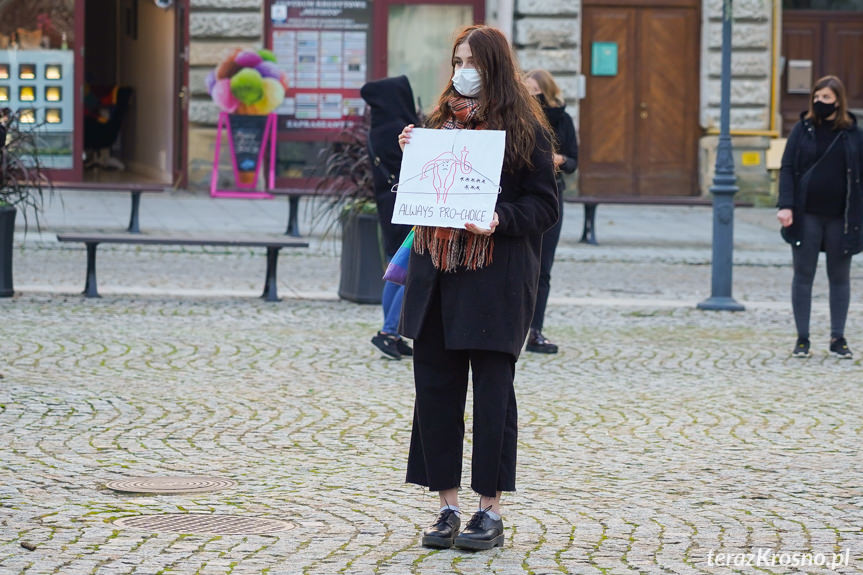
268;0;371;135
228;115;270;176
393;128;506;229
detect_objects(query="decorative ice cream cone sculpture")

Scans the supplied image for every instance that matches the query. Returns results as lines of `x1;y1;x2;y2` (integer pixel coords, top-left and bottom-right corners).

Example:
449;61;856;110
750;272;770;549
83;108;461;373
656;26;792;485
208;49;288;187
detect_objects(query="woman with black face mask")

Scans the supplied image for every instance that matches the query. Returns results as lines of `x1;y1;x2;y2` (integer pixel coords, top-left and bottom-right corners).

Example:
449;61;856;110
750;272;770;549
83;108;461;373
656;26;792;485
523;70;578;353
777;75;863;359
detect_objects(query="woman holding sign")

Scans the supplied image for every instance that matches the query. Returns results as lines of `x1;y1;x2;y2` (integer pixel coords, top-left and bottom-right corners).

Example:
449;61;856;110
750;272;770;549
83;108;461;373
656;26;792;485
398;25;558;550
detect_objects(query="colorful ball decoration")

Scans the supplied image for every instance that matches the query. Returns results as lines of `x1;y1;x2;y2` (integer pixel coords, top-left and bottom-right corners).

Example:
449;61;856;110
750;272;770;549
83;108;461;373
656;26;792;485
209;48;288;115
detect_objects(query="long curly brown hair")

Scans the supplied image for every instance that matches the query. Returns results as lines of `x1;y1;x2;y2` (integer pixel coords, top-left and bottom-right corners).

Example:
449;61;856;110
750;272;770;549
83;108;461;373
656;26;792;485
426;25;552;171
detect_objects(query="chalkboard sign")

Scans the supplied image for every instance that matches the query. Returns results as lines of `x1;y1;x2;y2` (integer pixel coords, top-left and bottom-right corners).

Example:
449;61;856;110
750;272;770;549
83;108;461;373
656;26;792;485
210;111;277;199
229;114;269;173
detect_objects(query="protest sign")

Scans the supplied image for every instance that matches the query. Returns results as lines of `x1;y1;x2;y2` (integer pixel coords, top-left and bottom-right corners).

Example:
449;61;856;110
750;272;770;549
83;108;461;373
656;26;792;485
392;128;505;229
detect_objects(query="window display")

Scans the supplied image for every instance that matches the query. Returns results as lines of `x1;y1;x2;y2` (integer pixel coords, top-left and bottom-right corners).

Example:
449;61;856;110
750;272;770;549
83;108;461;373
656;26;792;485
268;0;371;135
0;0;76;169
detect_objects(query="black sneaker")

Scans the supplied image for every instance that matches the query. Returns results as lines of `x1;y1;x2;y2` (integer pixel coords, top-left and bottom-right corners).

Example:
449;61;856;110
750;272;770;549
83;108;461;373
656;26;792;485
525;329;558;354
396;338;413;357
792;337;811;358
421;508;460;549
371;332;401;360
453;507;504;551
830;337;853;359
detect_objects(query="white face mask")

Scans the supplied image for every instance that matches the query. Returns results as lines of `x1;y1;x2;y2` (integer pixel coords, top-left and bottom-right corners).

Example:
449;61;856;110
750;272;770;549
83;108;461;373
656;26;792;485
452;68;481;97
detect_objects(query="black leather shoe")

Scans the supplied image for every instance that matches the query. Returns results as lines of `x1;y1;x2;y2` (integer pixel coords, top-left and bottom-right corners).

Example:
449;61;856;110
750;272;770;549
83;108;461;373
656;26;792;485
371;332;401;360
396;338;413;357
421;508;460;549
454;508;504;550
526;329;558;354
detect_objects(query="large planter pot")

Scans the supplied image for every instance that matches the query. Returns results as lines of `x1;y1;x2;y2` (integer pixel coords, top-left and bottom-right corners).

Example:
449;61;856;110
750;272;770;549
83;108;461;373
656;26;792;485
339;211;384;304
0;205;16;297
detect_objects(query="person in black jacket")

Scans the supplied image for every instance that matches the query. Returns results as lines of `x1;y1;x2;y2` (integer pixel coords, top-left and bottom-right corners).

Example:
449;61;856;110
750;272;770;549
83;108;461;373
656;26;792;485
397;25;558;551
778;75;863;359
523;69;578;354
360;76;420;360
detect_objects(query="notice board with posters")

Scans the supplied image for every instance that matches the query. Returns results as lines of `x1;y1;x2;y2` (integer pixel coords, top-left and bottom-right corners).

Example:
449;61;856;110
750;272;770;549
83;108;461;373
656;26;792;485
267;0;371;137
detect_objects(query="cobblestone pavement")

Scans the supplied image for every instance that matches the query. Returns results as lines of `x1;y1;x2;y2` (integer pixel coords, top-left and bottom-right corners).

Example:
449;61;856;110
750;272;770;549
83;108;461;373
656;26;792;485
1;195;862;574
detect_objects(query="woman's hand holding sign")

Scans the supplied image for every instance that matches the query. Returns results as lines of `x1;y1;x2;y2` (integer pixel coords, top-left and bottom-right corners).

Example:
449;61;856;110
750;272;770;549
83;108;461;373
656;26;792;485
398;124;414;152
465;212;499;236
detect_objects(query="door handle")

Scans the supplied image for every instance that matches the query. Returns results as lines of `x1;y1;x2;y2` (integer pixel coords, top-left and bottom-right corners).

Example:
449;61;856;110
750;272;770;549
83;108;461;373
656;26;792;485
640;111;648;120
640;102;648;109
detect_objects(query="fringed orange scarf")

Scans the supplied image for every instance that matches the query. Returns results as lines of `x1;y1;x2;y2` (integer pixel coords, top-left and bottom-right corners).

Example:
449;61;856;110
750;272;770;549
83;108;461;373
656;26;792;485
413;96;495;273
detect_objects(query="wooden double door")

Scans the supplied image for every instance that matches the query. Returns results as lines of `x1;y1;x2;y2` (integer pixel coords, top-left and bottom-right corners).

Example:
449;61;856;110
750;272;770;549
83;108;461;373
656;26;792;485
580;1;700;197
782;11;863;135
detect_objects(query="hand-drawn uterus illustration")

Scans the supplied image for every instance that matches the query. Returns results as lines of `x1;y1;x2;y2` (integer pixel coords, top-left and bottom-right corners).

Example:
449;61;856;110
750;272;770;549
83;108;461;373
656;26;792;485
419;146;473;204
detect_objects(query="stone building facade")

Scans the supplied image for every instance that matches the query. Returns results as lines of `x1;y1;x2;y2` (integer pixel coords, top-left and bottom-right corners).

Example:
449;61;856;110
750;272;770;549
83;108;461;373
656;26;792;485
187;0;264;187
186;0;778;198
512;0;776;199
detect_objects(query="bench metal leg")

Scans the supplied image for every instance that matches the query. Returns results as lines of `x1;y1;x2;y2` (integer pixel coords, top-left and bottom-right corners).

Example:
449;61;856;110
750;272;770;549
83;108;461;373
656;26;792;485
285;196;301;237
261;247;281;302
580;203;598;245
83;242;101;298
128;191;142;233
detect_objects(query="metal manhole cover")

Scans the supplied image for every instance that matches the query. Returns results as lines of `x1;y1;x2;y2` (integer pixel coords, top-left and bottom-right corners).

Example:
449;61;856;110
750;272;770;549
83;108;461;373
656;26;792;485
105;476;237;494
114;514;294;535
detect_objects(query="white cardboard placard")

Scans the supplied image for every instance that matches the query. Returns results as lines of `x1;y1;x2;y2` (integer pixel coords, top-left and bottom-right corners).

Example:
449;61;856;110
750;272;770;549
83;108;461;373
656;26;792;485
392;128;505;229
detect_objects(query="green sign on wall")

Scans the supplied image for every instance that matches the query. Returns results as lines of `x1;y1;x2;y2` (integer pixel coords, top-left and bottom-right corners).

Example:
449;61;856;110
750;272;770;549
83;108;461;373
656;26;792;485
591;42;618;76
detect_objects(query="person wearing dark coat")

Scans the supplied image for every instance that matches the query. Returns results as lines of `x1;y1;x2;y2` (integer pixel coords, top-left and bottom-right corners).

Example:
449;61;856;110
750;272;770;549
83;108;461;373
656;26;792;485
523;69;578;354
777;75;863;359
360;76;420;360
397;25;558;551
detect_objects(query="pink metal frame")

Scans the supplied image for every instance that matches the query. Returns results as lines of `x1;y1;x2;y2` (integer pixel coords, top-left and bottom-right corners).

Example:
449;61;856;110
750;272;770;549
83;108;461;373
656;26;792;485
210;111;277;199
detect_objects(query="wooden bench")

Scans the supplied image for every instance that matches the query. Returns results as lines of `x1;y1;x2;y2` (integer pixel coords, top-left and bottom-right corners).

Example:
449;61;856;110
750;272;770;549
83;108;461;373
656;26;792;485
270;189;755;245
56;233;309;301
53;182;166;233
564;196;753;245
268;188;306;236
269;187;347;237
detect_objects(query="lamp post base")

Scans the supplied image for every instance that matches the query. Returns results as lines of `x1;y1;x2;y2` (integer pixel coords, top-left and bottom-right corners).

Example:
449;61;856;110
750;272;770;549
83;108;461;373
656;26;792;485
697;296;745;312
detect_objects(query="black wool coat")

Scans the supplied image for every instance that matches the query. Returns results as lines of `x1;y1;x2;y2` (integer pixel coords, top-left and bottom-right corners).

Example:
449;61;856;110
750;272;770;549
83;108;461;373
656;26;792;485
778;111;863;254
543;102;578;189
399;127;559;359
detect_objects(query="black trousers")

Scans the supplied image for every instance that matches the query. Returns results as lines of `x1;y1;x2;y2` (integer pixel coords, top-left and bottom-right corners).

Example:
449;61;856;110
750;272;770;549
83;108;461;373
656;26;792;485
406;290;518;498
791;212;852;339
531;180;565;332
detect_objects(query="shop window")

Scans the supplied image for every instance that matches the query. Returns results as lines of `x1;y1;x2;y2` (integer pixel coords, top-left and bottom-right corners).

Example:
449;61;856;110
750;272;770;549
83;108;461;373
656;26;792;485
265;0;479;186
276;141;325;179
0;0;76;169
387;5;474;113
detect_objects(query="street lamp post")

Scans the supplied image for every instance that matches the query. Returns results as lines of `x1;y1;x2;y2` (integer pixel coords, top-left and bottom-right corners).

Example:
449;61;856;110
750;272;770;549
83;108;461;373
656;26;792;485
698;0;745;312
